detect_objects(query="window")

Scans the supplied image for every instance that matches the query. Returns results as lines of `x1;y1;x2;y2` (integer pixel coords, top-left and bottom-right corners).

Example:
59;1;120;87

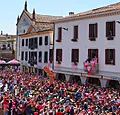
26;39;28;46
22;39;24;46
89;23;98;39
45;36;48;45
34;37;38;48
71;49;79;62
74;25;78;39
39;37;42;45
39;51;42;62
44;51;48;63
21;51;24;60
106;21;115;39
25;51;28;61
88;49;98;60
105;49;115;65
49;49;53;63
58;27;62;40
56;49;62;61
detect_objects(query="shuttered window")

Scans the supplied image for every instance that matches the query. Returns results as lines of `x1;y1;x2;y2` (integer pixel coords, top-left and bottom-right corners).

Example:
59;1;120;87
22;39;24;46
71;49;79;62
106;21;115;37
39;51;42;62
44;51;48;63
26;39;28;46
49;49;53;63
58;27;62;40
89;23;98;38
56;49;62;61
25;51;28;61
88;49;98;61
21;51;24;60
45;36;48;45
39;37;42;45
105;49;115;65
74;25;78;39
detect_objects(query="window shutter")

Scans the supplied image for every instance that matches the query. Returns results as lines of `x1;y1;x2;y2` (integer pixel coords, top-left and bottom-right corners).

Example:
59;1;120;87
95;23;98;37
56;49;58;61
58;27;62;40
71;49;74;62
74;26;78;38
105;49;108;64
113;49;115;65
89;24;92;38
49;49;53;61
60;49;62;61
77;49;79;62
106;22;109;37
88;49;91;58
113;21;115;36
96;49;98;62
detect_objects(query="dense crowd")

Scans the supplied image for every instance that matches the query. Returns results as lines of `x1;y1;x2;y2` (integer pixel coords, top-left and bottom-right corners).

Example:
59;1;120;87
0;70;120;115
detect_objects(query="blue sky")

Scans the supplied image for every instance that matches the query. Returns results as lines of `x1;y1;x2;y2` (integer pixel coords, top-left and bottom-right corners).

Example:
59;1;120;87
0;0;120;34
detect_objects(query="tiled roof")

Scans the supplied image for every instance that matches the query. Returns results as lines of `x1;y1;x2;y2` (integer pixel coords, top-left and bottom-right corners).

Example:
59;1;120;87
55;2;120;22
33;22;53;31
24;10;62;32
25;10;62;22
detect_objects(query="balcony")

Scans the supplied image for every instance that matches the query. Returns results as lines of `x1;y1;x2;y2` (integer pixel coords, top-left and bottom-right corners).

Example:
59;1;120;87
83;62;99;75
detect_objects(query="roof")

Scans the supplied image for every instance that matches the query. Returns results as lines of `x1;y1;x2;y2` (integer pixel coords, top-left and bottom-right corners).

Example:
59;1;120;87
0;34;16;40
33;22;54;31
19;10;62;32
54;2;120;23
25;11;62;22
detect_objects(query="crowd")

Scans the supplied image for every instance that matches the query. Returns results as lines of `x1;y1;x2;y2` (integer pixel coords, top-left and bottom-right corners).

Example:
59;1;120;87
0;69;119;115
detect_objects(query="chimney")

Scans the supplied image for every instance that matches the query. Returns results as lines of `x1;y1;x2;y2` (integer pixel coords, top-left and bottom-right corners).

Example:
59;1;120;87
24;1;27;11
32;9;36;20
69;12;74;15
1;31;3;35
17;15;19;23
6;34;8;37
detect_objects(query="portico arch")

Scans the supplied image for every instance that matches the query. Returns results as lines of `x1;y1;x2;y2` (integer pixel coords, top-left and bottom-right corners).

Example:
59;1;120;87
69;75;81;84
106;80;120;89
86;77;101;86
56;73;66;81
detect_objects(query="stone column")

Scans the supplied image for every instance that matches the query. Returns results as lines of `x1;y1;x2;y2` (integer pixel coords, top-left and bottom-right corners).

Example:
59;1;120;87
100;79;108;87
65;74;70;82
80;77;87;84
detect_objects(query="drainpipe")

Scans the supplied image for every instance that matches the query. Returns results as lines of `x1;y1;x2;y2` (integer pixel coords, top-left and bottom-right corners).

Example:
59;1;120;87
52;22;55;70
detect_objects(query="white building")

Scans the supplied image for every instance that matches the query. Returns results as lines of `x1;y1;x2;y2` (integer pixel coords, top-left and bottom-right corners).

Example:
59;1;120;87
16;1;61;75
53;2;120;88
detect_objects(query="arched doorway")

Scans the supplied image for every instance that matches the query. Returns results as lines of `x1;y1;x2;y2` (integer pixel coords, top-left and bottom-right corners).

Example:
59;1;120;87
86;77;101;86
106;80;120;89
57;73;66;81
69;75;81;85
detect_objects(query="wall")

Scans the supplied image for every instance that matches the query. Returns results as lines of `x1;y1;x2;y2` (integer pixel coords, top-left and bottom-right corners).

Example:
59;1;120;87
54;14;120;73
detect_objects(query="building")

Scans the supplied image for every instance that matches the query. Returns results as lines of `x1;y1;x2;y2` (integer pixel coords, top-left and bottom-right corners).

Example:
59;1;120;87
16;1;62;75
0;31;16;61
53;2;120;88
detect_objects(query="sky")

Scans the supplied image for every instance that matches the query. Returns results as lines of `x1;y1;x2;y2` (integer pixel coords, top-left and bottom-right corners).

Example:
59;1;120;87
0;0;120;35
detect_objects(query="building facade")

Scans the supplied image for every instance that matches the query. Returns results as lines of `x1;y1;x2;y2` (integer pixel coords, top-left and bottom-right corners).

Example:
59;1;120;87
17;1;61;75
0;31;16;61
53;2;120;88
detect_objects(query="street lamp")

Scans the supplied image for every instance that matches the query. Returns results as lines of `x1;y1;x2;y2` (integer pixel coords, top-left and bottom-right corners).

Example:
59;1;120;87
62;27;68;31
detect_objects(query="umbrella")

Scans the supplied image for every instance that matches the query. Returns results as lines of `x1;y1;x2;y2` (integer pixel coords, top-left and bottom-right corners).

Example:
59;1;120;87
7;59;20;65
0;60;6;64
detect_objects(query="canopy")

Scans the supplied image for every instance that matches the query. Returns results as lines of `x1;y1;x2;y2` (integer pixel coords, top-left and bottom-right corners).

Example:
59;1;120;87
7;59;20;65
0;60;6;64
